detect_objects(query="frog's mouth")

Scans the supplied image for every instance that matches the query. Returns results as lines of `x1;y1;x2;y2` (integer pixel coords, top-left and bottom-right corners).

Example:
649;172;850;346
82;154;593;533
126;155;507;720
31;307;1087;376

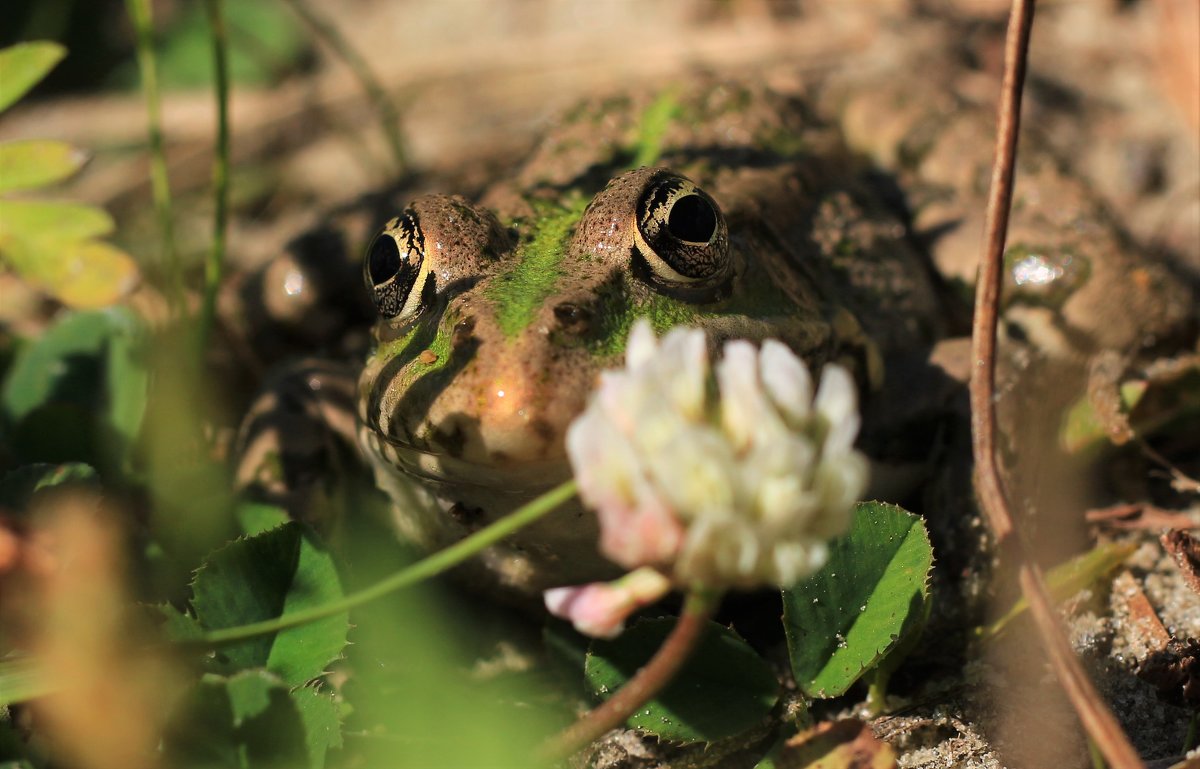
361;423;573;495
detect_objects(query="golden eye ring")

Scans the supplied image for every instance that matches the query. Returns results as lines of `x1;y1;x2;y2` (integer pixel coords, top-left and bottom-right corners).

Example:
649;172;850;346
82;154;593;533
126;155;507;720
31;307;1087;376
364;209;431;322
633;173;731;292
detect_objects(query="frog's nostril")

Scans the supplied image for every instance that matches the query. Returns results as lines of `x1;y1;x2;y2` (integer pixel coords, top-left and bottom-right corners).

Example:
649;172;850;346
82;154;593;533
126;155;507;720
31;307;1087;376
452;316;476;347
553;302;592;334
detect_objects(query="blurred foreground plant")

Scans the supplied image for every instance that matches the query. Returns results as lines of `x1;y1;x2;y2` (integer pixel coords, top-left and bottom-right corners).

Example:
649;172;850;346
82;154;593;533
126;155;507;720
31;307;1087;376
0;42;139;309
0;481;182;769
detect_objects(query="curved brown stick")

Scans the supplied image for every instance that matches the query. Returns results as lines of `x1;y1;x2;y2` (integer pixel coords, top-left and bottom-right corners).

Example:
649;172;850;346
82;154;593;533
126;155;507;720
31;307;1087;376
537;589;720;762
970;1;1144;767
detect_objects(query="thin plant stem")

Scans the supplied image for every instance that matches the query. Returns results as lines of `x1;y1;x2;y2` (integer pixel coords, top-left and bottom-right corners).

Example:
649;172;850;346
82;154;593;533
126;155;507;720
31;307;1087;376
969;1;1144;767
197;479;577;646
1185;711;1198;753
538;588;723;761
200;0;230;351
125;0;182;314
279;0;408;173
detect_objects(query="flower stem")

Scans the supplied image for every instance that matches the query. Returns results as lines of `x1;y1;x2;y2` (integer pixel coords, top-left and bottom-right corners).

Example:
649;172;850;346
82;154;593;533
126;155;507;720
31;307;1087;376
538;587;723;761
196;479;577;647
125;0;182;314
200;0;230;352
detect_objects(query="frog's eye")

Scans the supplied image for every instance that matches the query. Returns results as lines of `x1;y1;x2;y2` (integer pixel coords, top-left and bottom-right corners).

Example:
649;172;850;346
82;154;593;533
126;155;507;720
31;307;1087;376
364;209;431;322
634;175;731;293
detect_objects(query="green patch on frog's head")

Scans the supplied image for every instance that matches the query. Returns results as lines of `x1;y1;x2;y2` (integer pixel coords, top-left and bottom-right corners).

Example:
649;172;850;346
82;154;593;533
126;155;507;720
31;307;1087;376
629;89;681;169
485;196;589;338
582;274;700;357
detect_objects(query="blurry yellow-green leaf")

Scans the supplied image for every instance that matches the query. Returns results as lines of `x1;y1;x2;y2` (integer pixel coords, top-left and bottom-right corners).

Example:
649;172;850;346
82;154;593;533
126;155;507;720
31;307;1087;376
48;239;139;308
0;140;86;193
1061;380;1148;454
3;236;138;308
0;41;66;114
0;199;115;244
977;540;1137;639
775;719;897;769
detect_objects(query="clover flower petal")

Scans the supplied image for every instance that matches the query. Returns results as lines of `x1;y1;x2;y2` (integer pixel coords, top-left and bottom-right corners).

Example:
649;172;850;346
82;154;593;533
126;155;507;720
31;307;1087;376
544;567;672;639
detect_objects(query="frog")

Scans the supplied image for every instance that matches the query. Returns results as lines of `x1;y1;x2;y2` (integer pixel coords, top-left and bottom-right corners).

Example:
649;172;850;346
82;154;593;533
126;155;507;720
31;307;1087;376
350;67;1198;601
352;82;956;597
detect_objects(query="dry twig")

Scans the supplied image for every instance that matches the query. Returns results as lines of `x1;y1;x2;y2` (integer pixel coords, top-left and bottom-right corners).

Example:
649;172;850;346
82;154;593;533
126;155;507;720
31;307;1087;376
969;1;1144;766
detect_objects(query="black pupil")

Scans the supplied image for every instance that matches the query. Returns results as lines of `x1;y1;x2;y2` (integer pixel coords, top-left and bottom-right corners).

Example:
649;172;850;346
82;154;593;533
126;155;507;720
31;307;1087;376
667;194;717;244
367;234;402;286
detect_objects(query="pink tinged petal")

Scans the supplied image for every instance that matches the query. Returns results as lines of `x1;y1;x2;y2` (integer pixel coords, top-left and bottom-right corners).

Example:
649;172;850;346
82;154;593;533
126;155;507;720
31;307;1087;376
595;373;638;436
759;340;813;424
597;484;685;568
543;568;672;639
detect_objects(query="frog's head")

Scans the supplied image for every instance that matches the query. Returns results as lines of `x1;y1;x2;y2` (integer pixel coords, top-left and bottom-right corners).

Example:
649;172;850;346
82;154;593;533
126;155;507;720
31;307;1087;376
358;167;836;490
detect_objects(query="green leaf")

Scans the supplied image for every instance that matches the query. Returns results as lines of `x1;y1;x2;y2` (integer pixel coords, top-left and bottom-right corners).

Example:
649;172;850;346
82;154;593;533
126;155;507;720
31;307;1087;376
0;199;114;244
290;685;343;769
235;503;291;537
543;618;591;686
191;523;348;685
0;42;66;114
0;140;85;193
146;603;205;643
0;463;97;511
0;309;148;467
585;618;779;744
1;312;109;422
165;670;309;769
0;714;39;767
783;502;933;699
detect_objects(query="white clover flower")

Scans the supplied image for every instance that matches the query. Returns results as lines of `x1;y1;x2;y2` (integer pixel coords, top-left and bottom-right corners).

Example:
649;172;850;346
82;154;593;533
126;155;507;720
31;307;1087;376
547;320;869;636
